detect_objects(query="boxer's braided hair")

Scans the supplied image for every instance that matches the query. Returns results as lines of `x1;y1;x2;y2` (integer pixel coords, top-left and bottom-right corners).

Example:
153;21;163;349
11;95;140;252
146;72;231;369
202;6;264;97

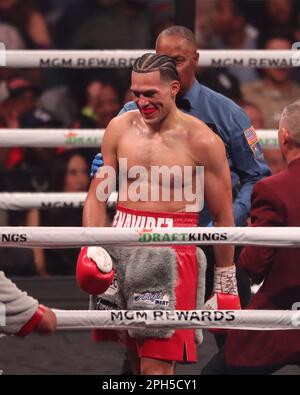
133;53;179;82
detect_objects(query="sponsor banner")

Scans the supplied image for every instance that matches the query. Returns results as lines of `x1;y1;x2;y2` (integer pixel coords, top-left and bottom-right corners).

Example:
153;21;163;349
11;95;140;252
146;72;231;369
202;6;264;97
0;192;118;210
0;129;277;148
133;292;170;307
0;129;104;148
0;226;300;248
1;233;27;243
3;50;298;68
210;56;295;68
138;230;228;243
54;308;300;331
0;192;87;210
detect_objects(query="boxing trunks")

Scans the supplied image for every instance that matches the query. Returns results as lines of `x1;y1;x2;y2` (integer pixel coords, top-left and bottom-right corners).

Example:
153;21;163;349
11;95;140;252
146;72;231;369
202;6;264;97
93;205;201;363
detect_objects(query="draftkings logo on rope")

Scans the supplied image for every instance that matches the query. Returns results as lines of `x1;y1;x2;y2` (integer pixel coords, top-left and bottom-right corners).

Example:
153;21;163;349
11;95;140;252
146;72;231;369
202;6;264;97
64;131;99;147
1;233;27;243
0;42;6;66
138;230;228;243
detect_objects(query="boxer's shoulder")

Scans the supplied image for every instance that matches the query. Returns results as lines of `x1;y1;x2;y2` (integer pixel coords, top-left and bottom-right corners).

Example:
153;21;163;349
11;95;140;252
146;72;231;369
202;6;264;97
183;115;225;163
182;113;220;146
105;110;139;138
117;109;140;125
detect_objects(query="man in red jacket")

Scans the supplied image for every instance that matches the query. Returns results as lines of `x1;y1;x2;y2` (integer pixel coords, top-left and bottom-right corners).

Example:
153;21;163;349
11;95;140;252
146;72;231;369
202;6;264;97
203;99;300;375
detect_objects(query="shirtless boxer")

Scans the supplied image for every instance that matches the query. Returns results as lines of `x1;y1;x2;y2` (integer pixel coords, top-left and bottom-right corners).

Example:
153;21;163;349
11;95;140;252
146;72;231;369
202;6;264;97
77;54;239;375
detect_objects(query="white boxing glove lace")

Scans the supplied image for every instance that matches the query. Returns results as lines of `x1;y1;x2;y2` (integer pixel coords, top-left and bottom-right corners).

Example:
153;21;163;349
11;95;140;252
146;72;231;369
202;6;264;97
87;246;113;273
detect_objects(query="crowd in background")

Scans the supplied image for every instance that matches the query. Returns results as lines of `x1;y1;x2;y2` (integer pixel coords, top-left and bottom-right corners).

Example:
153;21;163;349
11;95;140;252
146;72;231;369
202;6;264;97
1;0;300;276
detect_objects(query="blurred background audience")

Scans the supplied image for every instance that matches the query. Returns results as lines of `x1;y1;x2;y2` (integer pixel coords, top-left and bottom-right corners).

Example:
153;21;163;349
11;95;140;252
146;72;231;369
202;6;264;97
26;150;89;276
0;0;299;275
242;35;300;128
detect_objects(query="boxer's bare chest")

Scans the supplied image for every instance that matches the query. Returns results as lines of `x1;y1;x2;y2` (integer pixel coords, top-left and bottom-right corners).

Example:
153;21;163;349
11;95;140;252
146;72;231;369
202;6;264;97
117;125;196;170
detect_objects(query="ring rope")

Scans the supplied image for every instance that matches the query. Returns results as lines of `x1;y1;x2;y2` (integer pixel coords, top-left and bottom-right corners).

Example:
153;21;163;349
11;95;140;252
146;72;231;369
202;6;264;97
0;192;118;210
0;129;278;148
53;309;300;331
0;129;105;148
2;49;298;68
1;226;300;248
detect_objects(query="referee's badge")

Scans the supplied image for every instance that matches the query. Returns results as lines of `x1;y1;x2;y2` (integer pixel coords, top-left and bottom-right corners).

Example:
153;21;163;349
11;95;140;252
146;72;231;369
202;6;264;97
244;126;263;159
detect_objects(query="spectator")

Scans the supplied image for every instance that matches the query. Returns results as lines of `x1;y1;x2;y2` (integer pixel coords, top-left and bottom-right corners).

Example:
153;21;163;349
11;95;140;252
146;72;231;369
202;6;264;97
0;22;25;49
198;68;242;102
26;150;89;276
78;80;121;129
210;0;259;83
68;0;152;50
3;108;59;178
0;0;52;49
0;77;40;129
55;0;107;48
4;109;61;274
242;36;300;129
37;85;77;128
240;100;287;175
0;249;37;276
202;100;300;375
147;0;175;46
195;0;217;49
260;0;297;41
239;101;264;130
0;78;41;173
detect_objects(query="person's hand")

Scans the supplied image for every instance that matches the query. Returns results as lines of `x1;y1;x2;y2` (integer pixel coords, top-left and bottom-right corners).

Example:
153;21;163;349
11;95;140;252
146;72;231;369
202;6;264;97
17;305;56;337
90;153;104;177
204;264;241;334
76;247;114;295
35;307;57;336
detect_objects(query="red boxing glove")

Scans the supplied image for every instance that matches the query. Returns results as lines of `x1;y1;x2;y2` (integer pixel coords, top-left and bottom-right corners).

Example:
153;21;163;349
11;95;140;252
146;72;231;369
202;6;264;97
204;265;241;334
76;246;114;295
17;305;46;337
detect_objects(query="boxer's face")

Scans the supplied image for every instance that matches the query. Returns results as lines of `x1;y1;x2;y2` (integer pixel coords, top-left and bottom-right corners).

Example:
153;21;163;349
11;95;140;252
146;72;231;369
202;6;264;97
131;70;179;124
156;34;198;95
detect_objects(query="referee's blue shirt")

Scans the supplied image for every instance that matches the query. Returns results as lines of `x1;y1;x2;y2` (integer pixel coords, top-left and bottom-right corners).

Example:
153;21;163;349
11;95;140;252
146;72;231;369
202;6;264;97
119;79;271;226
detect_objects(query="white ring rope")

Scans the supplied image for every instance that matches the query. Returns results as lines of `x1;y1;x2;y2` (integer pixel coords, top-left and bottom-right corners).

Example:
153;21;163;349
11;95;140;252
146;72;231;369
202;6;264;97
2;50;298;68
1;226;300;248
0;129;105;148
0;192;118;210
53;309;300;331
0;129;277;148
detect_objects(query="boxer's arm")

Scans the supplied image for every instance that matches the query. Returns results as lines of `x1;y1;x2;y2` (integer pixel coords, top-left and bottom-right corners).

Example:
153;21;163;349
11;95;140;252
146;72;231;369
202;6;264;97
0;271;56;336
193;129;235;268
89;102;138;178
230;108;271;226
83;118;119;227
80;119;120;295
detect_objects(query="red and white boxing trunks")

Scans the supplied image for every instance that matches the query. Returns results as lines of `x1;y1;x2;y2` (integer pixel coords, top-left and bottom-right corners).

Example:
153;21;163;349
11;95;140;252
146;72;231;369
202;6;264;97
93;205;199;363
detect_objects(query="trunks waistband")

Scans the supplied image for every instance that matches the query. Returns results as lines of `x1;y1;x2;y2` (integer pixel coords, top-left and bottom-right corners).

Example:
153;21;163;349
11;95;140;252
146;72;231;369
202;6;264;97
113;205;199;228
